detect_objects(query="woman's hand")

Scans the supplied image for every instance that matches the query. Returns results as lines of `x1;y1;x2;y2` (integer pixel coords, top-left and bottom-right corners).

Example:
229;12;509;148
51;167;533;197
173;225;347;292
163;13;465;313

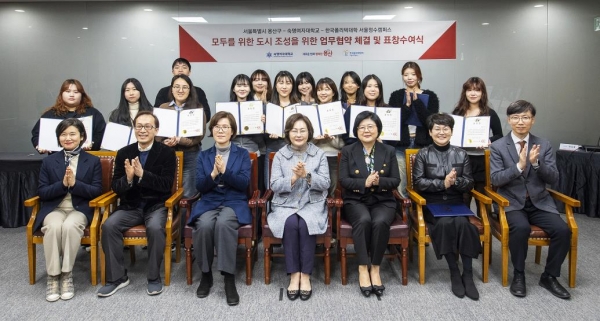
405;90;413;107
261;114;266;123
65;166;76;187
36;146;48;154
215;154;226;174
365;171;379;188
444;168;457;189
269;133;279;139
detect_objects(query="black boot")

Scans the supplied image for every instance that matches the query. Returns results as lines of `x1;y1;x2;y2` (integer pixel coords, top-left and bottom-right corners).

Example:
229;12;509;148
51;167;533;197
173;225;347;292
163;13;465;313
462;271;479;300
451;270;465;298
196;272;213;298
224;273;239;306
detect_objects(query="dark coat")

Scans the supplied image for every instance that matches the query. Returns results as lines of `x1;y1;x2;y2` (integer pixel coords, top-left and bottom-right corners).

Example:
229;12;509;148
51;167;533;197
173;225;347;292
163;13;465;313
112;142;176;213
188;143;252;225
35;151;103;231
388;88;440;147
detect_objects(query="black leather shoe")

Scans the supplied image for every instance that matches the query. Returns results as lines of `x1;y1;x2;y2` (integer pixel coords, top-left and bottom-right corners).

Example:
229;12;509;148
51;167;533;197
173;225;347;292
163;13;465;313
510;272;526;297
359;285;373;298
539;274;571;299
373;284;385;297
196;272;213;298
300;289;312;301
287;289;300;301
224;275;240;306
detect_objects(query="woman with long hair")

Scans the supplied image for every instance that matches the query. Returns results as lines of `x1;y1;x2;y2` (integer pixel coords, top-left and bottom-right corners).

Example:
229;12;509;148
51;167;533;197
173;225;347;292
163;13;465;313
108;78;153;126
251;69;272;104
296;71;317;104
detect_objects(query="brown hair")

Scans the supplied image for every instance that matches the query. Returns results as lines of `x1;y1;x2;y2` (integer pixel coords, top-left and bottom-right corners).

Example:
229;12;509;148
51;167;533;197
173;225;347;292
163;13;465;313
452;77;492;116
402;61;423;88
46;79;93;116
283;113;314;145
208;111;237;139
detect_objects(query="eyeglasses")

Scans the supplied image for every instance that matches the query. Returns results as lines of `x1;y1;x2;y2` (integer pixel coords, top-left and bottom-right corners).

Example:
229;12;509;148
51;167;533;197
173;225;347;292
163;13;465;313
213;125;231;132
357;125;376;132
509;115;532;123
172;85;190;91
134;124;156;131
290;129;308;135
431;126;452;133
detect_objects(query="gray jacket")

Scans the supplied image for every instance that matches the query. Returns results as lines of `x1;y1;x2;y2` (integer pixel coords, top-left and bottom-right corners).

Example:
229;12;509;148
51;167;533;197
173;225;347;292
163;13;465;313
267;143;330;238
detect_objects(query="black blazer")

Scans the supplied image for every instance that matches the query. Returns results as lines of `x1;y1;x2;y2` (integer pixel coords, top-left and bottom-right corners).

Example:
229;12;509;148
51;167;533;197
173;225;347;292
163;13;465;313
112;142;176;213
35;151;103;231
339;141;400;209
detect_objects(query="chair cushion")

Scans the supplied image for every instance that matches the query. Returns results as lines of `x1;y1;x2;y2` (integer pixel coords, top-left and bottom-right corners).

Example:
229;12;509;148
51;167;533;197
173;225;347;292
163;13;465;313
123;225;147;238
339;216;408;239
238;224;252;238
262;224;275;238
490;216;549;239
34;227;91;238
468;216;484;234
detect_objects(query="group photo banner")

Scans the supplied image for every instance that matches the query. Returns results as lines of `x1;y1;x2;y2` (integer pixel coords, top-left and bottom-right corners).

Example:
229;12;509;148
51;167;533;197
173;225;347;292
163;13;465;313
179;21;456;62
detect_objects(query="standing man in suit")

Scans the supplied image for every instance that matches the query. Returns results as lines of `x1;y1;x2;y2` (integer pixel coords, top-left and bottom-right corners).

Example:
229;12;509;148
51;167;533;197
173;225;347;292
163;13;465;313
97;111;176;297
154;57;212;122
490;100;571;299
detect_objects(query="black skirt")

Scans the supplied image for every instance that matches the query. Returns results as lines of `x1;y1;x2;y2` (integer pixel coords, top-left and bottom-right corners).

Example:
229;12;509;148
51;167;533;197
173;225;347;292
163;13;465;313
424;203;481;260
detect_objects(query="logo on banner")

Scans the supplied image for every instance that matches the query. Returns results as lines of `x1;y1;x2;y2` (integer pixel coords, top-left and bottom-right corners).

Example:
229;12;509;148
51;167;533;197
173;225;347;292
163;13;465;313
344;50;364;57
266;52;272;58
302;50;334;58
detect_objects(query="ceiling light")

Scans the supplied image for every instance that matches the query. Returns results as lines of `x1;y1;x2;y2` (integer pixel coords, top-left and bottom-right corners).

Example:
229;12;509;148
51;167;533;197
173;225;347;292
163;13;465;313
82;27;88;30
363;15;396;20
482;22;490;25
144;9;153;12
534;4;544;7
171;17;207;23
15;9;25;13
404;7;414;9
121;37;127;40
268;17;301;22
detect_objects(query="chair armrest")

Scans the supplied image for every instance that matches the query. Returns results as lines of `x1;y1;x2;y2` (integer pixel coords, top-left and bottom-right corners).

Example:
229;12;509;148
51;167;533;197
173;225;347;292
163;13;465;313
248;190;260;208
89;191;113;208
98;192;118;225
470;189;492;205
484;186;509;207
547;188;580;208
407;188;426;206
165;188;184;209
24;196;40;208
180;192;201;209
259;189;274;226
25;196;40;234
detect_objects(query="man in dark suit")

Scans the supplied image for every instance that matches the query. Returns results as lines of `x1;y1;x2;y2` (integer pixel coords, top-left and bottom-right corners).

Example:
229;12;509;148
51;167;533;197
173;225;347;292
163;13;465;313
490;100;571;299
97;111;176;297
154;57;212;121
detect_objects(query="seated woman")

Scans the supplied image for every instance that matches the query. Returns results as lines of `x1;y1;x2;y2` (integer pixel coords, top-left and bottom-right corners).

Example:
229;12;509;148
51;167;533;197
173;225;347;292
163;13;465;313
36;118;103;301
339;111;400;298
187;111;251;306
412;113;480;300
268;114;330;301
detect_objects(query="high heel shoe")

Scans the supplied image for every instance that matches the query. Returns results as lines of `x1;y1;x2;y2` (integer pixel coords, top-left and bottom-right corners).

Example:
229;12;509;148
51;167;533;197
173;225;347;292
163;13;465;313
287;289;300;301
373;284;385;297
359;285;373;297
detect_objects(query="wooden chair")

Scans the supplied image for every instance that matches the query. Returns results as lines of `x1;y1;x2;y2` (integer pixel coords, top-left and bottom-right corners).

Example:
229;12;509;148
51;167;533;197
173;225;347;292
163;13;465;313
483;149;580;287
179;152;260;285
25;150;116;285
405;149;491;285
98;151;184;286
259;152;334;285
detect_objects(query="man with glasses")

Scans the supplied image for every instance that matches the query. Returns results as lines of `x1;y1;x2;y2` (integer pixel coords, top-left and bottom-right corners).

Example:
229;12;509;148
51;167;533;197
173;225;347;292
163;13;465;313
490;100;571;299
97;111;176;297
154;57;211;121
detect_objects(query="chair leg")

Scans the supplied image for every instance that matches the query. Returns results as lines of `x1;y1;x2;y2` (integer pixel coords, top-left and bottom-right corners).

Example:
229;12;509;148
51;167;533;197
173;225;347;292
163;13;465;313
90;244;98;286
28;242;36;285
408;233;414;262
129;246;136;264
488;239;493;265
264;244;271;284
340;246;348;285
185;237;193;285
535;246;542;264
482;240;489;283
400;244;408;285
175;233;182;263
100;244;106;286
569;246;577;288
418;240;426;285
501;241;509;287
245;239;252;285
324;242;331;285
164;245;172;286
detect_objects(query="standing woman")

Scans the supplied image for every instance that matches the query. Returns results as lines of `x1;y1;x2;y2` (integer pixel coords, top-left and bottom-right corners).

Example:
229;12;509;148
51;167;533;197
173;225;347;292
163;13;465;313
358;74;388;107
388;61;440;197
339;71;362;145
36;118;103;301
268;114;329;301
265;71;299;187
158;74;206;198
188;111;250;306
339;111;400;298
314;77;344;196
229;74;265;192
452;77;502;205
31;79;106;153
296;72;317;104
108;78;154;126
251;69;272;104
412;113;480;300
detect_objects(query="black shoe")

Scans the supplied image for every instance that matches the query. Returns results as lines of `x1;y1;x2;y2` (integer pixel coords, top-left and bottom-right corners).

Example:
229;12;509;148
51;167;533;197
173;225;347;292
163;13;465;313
462;273;479;301
196;272;213;298
510;272;527;297
539;274;571;299
451;271;465;298
300;279;312;301
373;284;385;297
224;274;240;306
287;289;300;301
359;285;373;298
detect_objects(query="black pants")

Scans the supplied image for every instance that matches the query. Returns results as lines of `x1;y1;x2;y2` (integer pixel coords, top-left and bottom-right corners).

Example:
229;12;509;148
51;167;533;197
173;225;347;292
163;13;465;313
506;199;571;277
343;198;395;266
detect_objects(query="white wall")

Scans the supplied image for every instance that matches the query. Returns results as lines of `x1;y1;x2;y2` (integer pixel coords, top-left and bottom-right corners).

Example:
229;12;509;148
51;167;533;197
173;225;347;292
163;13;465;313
0;0;599;152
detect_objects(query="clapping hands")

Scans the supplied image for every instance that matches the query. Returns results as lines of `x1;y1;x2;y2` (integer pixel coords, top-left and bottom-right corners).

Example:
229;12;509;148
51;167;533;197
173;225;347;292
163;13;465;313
63;166;76;187
444;168;457;189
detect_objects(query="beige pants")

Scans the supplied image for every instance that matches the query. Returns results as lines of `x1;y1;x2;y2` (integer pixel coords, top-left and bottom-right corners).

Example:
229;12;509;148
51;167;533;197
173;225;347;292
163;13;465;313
41;208;87;276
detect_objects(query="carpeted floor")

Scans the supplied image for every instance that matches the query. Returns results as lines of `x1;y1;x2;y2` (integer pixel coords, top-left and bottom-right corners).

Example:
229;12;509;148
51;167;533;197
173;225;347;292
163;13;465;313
1;212;598;321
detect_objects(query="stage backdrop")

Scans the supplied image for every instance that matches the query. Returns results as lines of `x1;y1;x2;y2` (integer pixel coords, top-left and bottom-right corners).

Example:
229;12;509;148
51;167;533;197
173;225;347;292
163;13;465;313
180;21;456;62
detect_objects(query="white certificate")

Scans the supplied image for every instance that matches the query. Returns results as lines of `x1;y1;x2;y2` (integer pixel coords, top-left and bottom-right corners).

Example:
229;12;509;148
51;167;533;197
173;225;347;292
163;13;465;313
377;107;401;141
38;116;93;151
217;101;265;135
295;105;321;135
317;101;347;136
265;103;299;137
101;122;137;151
450;115;491;147
348;105;375;138
153;107;204;137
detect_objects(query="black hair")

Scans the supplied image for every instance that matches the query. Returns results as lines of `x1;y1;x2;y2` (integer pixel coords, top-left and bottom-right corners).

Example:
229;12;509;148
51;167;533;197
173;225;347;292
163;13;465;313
506;100;536;117
55;118;87;146
426;113;455;131
109;78;153;126
352;111;382;138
